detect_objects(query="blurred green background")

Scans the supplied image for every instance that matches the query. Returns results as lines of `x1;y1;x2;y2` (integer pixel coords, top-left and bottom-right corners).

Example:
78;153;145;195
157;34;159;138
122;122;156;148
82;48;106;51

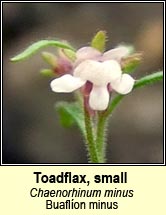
3;2;163;164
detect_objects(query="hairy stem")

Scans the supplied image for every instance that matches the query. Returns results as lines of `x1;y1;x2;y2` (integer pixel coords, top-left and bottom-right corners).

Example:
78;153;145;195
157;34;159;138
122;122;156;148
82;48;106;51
84;99;99;163
96;112;108;163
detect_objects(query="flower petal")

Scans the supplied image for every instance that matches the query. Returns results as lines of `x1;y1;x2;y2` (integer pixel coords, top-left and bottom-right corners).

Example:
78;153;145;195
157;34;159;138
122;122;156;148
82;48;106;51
75;46;101;65
50;74;85;93
74;60;122;86
101;60;122;83
89;85;109;110
111;74;135;94
74;60;101;83
102;46;130;62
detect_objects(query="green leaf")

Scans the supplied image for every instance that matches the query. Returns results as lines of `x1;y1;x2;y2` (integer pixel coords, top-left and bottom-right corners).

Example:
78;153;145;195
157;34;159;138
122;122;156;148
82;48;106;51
134;71;163;89
55;101;85;135
11;40;75;62
105;71;163;117
91;30;106;52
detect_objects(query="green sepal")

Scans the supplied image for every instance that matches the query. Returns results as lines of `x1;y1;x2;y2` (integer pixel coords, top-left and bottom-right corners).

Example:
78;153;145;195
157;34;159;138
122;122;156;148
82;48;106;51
41;52;57;67
62;49;76;61
122;53;142;73
91;30;107;52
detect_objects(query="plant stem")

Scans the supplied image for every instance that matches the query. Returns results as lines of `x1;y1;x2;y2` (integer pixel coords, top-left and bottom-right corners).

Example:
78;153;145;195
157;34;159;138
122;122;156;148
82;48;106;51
84;99;99;163
96;112;108;163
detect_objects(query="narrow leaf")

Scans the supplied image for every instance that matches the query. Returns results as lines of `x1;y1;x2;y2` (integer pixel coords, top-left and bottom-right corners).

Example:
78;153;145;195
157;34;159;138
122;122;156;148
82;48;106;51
11;40;75;62
134;71;163;89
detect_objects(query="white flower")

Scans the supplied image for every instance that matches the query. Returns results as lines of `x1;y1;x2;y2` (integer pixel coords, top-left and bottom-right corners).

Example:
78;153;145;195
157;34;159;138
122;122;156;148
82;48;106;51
50;46;135;111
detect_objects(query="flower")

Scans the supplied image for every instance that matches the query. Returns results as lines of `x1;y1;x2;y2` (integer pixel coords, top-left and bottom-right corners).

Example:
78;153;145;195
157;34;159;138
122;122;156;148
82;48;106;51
50;46;135;111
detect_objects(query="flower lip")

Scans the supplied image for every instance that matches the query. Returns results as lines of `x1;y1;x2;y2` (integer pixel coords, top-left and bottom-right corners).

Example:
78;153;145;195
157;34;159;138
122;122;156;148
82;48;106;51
50;74;86;93
89;85;110;111
111;73;135;94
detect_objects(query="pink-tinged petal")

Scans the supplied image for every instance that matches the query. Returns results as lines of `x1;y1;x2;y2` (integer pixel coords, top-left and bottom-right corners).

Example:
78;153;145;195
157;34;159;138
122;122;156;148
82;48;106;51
101;60;122;84
82;81;93;96
102;46;130;62
89;85;109;111
74;60;101;81
74;60;122;86
111;74;135;94
50;74;85;93
75;46;101;65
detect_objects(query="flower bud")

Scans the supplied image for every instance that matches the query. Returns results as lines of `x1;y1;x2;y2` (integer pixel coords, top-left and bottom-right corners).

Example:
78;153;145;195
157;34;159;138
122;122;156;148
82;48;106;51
61;49;76;61
41;52;57;67
121;53;143;73
40;69;54;77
